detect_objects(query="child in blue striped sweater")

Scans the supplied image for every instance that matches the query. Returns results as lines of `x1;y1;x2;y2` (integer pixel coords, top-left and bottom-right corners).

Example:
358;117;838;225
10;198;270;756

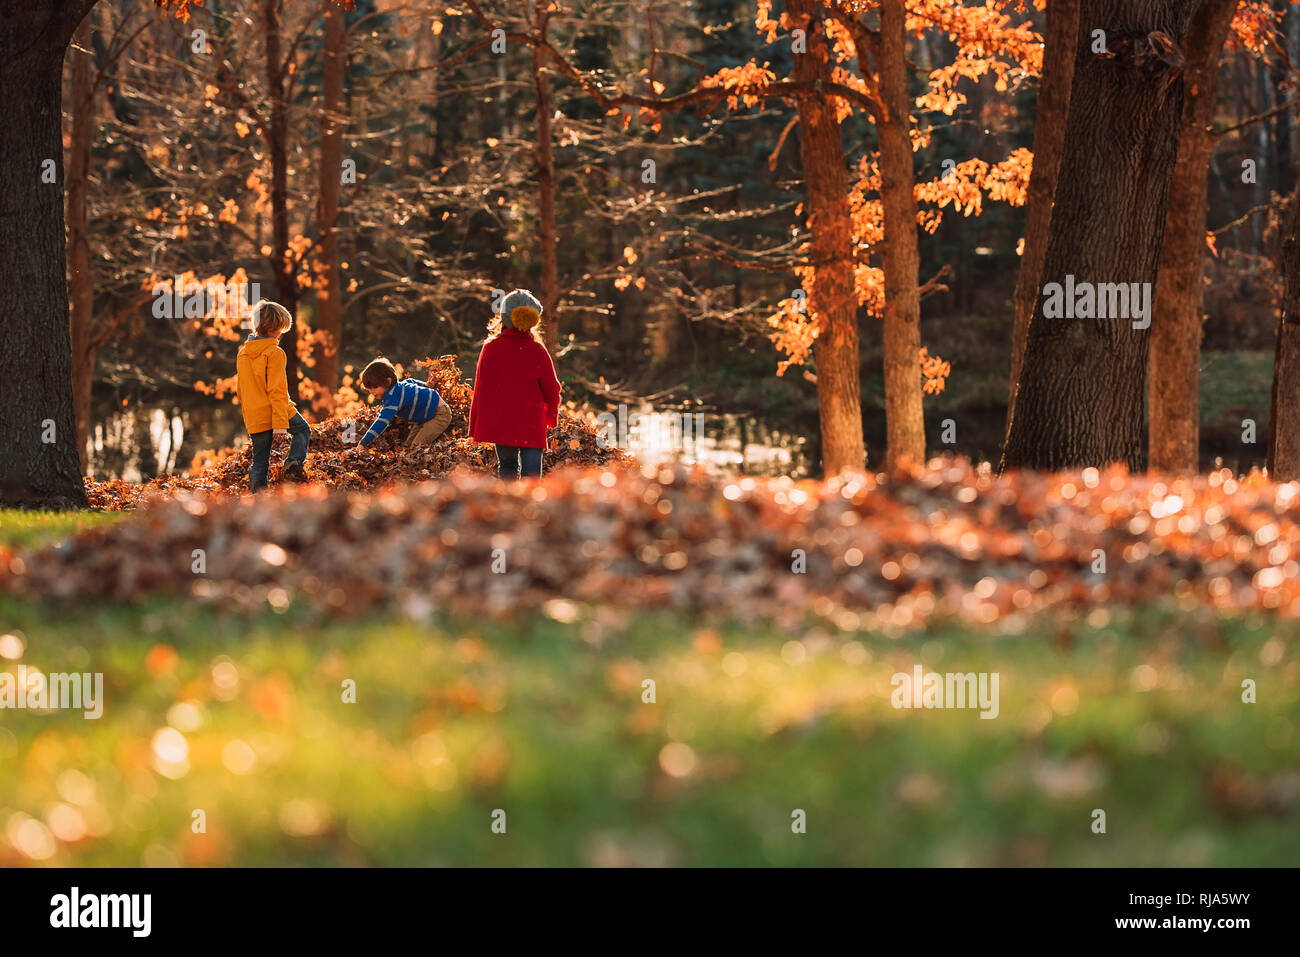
354;358;452;449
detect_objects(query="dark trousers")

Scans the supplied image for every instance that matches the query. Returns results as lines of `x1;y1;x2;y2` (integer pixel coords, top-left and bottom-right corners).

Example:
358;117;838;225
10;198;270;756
249;412;310;492
495;444;543;479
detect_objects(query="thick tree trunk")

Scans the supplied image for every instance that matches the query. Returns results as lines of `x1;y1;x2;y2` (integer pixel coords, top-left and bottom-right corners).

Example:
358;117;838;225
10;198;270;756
315;1;345;395
1269;189;1300;480
262;0;298;399
533;32;560;357
1007;0;1080;423
1002;0;1198;472
788;0;865;475
879;0;926;469
1148;0;1239;473
0;1;95;507
68;15;94;471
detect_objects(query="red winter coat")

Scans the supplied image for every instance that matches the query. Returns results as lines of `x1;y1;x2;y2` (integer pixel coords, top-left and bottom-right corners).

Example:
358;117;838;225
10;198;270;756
469;328;562;449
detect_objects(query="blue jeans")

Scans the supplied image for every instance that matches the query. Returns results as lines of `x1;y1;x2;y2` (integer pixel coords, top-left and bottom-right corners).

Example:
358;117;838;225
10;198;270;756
249;413;310;492
495;445;543;479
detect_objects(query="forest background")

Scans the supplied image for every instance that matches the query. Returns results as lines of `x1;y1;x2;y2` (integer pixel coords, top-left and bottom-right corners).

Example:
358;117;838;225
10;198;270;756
67;0;1299;480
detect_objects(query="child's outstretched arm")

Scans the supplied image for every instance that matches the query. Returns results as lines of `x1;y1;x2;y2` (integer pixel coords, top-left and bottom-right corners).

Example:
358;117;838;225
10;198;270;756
267;348;292;430
360;387;403;446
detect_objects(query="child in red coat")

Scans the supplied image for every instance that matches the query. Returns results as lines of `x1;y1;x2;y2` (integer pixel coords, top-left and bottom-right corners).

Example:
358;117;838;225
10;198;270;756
469;289;562;478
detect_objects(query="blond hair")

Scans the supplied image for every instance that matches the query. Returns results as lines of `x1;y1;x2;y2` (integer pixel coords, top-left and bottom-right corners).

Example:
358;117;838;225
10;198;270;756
250;300;293;337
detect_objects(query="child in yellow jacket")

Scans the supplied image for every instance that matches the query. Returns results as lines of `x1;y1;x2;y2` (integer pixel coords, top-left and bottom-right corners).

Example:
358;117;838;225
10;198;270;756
236;300;310;491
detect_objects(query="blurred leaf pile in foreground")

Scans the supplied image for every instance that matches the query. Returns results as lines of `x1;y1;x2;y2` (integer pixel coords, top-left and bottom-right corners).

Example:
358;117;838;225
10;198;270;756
9;462;1300;631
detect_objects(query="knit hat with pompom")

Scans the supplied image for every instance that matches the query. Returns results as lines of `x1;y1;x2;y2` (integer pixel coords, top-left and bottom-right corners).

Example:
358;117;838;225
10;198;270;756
500;288;542;332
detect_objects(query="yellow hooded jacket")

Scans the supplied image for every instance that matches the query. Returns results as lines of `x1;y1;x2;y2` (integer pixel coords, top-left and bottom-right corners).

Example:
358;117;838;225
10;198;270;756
236;336;297;433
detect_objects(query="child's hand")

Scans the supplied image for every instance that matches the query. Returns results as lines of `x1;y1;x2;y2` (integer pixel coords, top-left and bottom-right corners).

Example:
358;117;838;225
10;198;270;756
273;429;288;437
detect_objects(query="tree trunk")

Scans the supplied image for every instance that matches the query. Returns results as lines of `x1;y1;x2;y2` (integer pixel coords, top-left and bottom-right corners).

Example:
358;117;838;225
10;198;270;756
262;0;298;400
788;0;866;475
1148;0;1239;473
1271;3;1294;198
532;29;560;357
315;1;345;395
0;1;95;507
1252;58;1269;256
1286;1;1300;197
879;0;926;469
1002;0;1199;472
1007;0;1080;425
428;1;442;162
1269;188;1300;480
68;15;95;471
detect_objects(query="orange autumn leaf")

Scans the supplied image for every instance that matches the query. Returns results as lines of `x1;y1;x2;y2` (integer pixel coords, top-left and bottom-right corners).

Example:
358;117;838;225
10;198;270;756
145;644;179;676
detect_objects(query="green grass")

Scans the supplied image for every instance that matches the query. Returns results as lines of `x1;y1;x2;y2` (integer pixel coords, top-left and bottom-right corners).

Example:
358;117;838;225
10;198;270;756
2;509;1297;867
0;509;123;550
1;595;1295;866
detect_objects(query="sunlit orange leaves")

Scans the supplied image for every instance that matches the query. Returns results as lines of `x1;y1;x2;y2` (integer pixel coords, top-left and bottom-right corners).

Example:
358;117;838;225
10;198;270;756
1229;1;1284;54
700;62;777;110
245;172;270;215
913;150;1032;222
747;2;1039;379
919;347;951;395
769;298;820;374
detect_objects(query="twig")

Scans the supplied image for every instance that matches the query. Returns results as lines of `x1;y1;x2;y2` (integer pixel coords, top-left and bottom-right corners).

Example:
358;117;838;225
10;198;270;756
1213;203;1277;236
1213;96;1300;137
769;115;799;171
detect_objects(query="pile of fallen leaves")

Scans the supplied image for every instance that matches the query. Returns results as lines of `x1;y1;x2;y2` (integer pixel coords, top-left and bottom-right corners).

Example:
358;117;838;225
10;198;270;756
14;461;1300;631
84;356;631;509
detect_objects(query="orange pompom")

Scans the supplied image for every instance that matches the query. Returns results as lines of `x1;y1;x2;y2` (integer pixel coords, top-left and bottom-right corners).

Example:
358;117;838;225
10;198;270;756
510;305;540;331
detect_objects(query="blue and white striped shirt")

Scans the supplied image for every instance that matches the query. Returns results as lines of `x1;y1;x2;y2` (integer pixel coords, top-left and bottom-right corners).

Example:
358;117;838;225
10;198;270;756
360;378;442;445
